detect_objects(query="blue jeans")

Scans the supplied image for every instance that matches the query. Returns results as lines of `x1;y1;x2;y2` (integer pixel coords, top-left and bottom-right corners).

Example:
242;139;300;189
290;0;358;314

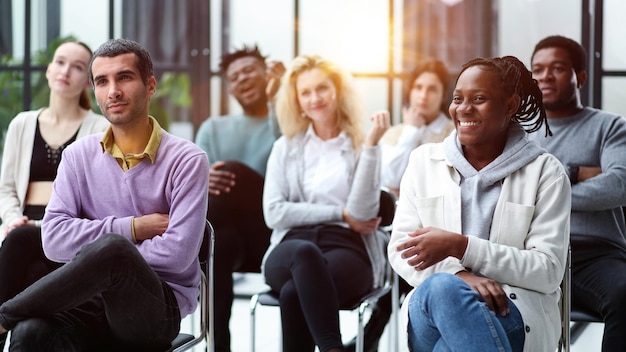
407;273;525;352
0;235;180;351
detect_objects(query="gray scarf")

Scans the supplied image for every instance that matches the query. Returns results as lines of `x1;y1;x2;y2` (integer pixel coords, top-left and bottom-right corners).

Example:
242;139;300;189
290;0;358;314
443;124;545;239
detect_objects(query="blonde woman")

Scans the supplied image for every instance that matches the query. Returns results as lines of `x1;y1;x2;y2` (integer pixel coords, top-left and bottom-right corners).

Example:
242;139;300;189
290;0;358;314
261;54;390;352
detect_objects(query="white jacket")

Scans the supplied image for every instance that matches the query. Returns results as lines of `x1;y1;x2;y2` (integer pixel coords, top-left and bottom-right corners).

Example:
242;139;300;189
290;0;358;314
388;142;571;352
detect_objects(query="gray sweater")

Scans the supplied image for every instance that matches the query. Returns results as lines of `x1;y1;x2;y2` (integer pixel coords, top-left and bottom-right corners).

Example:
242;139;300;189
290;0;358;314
528;107;626;249
195;107;280;176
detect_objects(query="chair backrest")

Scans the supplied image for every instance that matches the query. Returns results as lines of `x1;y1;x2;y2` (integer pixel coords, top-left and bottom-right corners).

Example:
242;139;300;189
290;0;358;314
199;220;213;266
165;219;215;352
379;187;397;228
204;220;215;352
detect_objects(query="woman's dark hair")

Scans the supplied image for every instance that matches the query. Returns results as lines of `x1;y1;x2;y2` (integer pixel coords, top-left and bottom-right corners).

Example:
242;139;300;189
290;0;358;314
405;59;450;114
459;56;552;136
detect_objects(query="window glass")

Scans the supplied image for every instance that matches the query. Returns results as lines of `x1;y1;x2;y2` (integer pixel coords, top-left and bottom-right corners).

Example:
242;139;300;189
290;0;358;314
300;0;389;73
497;0;582;68
603;0;626;70
230;0;294;66
602;77;626;116
354;78;389;126
60;0;111;50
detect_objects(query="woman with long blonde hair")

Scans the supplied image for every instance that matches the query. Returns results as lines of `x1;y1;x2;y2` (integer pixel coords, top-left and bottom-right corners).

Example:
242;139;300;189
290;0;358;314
261;54;390;352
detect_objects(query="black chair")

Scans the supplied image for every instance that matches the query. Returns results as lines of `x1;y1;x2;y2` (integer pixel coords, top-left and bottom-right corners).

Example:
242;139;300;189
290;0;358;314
249;188;397;352
167;219;215;352
570;303;603;347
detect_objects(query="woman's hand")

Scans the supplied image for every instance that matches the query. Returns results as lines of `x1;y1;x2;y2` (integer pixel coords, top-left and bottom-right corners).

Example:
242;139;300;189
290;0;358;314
395;227;468;269
402;105;426;128
364;110;391;146
456;271;510;317
3;216;32;237
342;209;381;235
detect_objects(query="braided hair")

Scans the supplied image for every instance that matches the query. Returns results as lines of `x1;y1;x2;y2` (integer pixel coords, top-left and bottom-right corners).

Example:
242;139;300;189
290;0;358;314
460;56;552;137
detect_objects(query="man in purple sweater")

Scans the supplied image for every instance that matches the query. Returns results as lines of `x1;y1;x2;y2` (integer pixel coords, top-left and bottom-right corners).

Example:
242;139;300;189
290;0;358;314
0;38;209;351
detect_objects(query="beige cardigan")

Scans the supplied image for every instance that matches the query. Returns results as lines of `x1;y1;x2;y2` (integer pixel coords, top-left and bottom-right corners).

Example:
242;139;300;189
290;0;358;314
0;109;109;236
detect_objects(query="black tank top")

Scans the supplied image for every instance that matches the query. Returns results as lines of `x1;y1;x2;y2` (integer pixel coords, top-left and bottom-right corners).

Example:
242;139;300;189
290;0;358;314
29;119;79;182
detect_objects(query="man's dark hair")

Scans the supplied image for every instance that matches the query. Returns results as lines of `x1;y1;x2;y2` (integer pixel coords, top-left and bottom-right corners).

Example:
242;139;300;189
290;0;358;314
89;38;154;86
219;44;267;74
532;35;587;73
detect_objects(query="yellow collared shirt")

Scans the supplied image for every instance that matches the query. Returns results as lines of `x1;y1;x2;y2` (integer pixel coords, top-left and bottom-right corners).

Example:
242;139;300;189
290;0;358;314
100;116;162;171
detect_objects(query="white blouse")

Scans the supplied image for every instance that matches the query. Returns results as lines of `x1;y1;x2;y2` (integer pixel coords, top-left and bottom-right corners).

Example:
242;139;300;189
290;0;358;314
302;125;351;209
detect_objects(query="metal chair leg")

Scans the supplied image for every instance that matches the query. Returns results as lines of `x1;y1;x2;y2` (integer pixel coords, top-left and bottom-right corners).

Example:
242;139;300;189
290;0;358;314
249;294;259;352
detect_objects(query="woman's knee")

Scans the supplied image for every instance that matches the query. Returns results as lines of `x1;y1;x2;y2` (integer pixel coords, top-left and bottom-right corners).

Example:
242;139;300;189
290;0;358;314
2;227;41;251
417;273;465;297
272;240;322;263
266;240;323;288
411;273;474;312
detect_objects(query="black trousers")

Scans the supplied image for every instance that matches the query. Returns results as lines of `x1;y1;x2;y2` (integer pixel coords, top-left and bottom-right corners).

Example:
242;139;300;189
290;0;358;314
571;236;626;352
0;235;180;352
264;225;373;352
208;161;272;352
0;206;62;350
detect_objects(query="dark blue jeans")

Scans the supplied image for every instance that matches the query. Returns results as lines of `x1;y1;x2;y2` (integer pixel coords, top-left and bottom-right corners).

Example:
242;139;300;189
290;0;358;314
0;234;180;351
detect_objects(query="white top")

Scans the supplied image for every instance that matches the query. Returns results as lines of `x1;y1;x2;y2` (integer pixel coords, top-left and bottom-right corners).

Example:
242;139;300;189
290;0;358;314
302;125;350;207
